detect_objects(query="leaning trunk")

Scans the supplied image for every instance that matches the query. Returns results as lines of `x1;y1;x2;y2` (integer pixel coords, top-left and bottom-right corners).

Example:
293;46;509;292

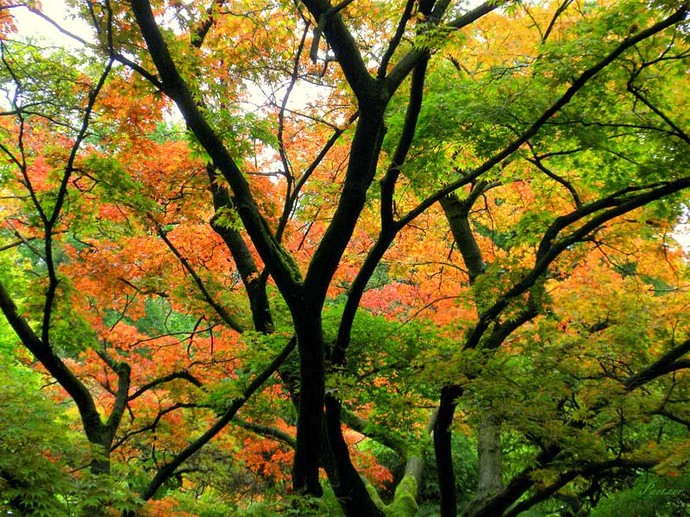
324;396;385;516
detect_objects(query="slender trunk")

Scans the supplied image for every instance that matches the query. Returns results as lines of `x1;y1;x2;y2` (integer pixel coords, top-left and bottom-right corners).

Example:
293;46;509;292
437;191;488;517
476;411;502;498
212;221;274;332
324;396;385;516
461;410;503;516
462;446;561;517
439;193;486;284
207;165;275;335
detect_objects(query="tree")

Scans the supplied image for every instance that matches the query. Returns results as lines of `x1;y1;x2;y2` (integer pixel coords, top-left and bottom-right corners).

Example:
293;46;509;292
1;0;690;515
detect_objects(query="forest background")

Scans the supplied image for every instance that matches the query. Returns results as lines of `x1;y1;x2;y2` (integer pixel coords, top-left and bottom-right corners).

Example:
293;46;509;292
1;0;690;515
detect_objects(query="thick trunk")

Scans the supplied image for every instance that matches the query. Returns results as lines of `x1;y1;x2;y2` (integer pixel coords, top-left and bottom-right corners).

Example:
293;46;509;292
84;433;112;516
292;109;385;499
278;349;383;514
461;446;561;517
292;313;326;496
434;384;463;517
88;444;111;475
382;405;439;516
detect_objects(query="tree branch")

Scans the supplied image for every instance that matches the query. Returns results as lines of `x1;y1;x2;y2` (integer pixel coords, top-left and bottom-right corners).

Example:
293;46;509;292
128;370;204;402
156;224;245;333
301;0;376;100
234;417;296;447
130;0;303;301
135;336;296;503
400;4;690;227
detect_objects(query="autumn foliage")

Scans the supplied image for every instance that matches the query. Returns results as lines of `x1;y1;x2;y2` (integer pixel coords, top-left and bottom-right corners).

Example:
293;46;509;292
1;0;690;516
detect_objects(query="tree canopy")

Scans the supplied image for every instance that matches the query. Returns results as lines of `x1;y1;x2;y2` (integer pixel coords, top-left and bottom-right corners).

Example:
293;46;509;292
1;0;690;515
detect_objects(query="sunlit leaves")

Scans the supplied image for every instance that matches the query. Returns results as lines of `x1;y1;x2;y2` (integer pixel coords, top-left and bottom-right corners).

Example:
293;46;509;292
1;0;689;514
0;40;89;130
0;363;137;515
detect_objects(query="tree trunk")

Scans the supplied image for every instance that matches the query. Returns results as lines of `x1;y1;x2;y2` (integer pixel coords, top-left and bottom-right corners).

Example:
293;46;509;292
437;191;488;517
291;312;326;496
434;384;463;517
461;410;503;516
461;446;562;517
476;411;502;499
85;428;116;516
324;396;385;516
207;166;275;335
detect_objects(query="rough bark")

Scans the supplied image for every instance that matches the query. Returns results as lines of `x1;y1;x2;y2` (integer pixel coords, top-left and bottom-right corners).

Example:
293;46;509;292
461;412;504;516
476;412;503;499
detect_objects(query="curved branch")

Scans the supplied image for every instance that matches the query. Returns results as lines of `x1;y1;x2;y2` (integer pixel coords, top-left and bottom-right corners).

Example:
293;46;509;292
541;0;575;45
464;177;690;350
135;336;296;503
276;22;312;242
625;338;690;390
233;417;296;447
110;402;199;452
503;458;657;517
0;280;107;448
277;111;358;241
627;78;690;146
156;224;245;333
191;0;228;48
525;143;582;208
130;0;303;300
400;5;690;228
128;370;204;402
386;1;499;91
301;0;376;100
